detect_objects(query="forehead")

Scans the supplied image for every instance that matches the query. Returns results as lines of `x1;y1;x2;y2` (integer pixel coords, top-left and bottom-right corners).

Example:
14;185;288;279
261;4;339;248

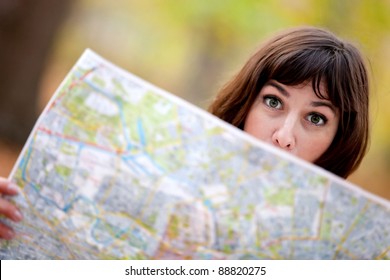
266;80;330;99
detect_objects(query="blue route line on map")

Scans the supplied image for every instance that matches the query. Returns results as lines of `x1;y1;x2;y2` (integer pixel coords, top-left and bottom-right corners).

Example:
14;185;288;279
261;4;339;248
121;156;145;176
137;118;146;147
82;75;134;152
24;179;98;216
73;68;170;178
91;219;113;245
73;68;134;151
90;219;132;246
20;144;34;183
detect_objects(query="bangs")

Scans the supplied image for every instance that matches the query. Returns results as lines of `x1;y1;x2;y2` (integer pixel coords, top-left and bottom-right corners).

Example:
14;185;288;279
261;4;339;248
267;48;343;105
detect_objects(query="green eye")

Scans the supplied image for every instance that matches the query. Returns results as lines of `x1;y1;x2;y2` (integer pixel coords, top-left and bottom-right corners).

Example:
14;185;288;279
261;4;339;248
308;114;326;125
264;96;282;109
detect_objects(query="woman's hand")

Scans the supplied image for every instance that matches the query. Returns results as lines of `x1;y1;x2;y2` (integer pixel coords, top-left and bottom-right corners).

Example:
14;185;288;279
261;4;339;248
0;177;23;240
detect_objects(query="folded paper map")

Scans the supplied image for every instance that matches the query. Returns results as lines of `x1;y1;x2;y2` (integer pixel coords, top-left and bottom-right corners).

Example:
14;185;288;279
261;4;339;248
1;49;389;259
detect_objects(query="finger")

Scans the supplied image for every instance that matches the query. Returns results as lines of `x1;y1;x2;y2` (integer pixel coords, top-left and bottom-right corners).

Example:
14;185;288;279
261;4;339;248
0;197;23;222
0;178;20;195
0;222;15;240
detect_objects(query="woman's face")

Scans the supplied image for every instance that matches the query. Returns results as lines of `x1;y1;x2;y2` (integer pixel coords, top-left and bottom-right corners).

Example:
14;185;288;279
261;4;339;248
244;80;339;163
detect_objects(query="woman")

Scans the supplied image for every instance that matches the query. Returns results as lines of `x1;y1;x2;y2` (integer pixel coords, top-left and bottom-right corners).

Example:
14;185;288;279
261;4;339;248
209;26;370;178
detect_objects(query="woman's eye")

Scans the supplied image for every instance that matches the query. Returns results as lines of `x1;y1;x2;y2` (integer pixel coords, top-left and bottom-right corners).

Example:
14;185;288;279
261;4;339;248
264;96;282;109
308;113;326;126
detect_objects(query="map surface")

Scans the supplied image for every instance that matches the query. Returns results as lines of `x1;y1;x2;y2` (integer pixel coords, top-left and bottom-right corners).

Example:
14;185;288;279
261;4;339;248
1;50;389;259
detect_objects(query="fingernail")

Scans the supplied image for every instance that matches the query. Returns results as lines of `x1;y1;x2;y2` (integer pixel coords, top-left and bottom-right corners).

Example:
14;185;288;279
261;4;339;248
13;210;23;222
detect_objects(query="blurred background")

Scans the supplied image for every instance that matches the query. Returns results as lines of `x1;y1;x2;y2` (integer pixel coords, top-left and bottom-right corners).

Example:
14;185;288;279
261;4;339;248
0;0;389;199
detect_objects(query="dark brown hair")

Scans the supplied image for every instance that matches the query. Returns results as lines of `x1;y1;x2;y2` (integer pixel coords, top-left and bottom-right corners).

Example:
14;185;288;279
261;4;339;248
208;26;370;178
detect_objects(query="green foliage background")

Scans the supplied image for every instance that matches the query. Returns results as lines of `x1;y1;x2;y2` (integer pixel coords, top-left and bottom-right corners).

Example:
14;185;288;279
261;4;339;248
41;0;390;199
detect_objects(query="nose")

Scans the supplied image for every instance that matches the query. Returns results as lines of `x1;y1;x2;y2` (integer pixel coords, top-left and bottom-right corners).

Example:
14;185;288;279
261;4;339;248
272;117;296;151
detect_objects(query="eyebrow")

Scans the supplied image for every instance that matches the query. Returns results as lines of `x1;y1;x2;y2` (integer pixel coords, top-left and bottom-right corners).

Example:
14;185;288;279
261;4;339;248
266;81;337;114
311;101;337;113
267;81;290;97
